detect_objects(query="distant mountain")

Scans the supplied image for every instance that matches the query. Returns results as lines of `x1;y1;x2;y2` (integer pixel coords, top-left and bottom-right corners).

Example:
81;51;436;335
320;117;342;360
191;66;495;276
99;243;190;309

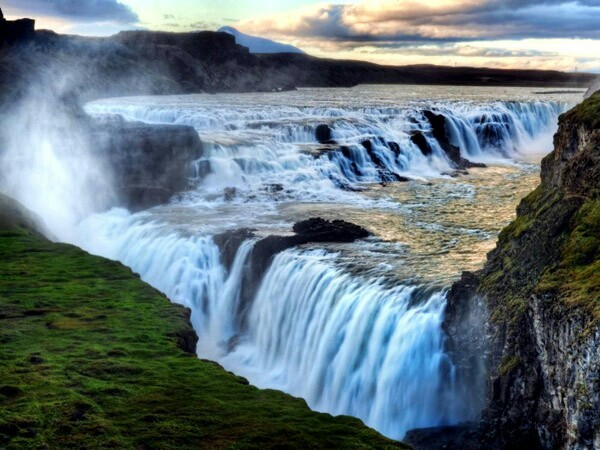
218;26;304;54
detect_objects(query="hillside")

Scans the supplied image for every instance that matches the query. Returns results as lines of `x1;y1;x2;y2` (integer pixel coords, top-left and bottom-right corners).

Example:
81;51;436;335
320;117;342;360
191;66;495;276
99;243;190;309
0;15;596;109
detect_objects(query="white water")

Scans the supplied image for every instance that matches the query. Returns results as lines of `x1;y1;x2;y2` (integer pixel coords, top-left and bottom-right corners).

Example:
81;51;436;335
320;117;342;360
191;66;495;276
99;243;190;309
54;86;584;439
87;90;566;200
77;213;460;437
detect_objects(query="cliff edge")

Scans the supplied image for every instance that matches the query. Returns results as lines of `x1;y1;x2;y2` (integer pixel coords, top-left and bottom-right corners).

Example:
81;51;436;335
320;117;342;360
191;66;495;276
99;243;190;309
443;92;600;449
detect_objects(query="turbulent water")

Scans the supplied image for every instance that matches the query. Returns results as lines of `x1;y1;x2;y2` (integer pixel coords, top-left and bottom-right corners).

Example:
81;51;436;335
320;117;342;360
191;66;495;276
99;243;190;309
73;85;583;439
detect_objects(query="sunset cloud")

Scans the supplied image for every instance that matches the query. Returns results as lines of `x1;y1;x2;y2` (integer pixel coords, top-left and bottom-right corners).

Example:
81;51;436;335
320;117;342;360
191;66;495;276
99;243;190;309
235;0;600;71
238;0;600;42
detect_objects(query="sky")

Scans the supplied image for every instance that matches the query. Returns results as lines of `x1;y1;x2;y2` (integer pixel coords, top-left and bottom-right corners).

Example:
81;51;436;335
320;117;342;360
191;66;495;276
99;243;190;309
3;0;600;72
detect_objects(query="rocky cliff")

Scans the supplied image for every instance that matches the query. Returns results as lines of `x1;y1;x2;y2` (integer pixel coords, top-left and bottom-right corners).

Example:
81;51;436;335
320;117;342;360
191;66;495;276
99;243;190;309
442;92;600;449
88;115;203;211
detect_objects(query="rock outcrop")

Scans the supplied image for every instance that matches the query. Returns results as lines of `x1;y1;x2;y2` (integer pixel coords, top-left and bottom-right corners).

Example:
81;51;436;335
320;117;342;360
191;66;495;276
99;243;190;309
0;8;35;46
89;115;203;211
423;110;486;170
251;218;371;279
212;218;371;332
440;92;600;449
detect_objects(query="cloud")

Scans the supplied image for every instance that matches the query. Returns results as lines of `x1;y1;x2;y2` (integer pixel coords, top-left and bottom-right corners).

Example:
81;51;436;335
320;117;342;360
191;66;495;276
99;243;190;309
233;0;600;71
239;0;600;42
4;0;138;24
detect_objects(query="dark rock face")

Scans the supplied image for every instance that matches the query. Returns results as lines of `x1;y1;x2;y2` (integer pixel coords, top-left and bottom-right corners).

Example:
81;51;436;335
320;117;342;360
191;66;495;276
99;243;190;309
89;115;203;211
0;9;35;46
423;110;486;170
404;423;480;450
315;124;336;144
360;139;410;183
208;219;370;331
292;217;372;242
167;307;199;354
442;272;488;423
251;218;370;278
410;132;434;156
213;228;256;271
434;94;600;450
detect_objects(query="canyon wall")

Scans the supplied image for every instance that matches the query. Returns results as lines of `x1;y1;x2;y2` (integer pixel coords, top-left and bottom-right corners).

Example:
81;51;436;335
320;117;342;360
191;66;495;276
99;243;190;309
444;92;600;449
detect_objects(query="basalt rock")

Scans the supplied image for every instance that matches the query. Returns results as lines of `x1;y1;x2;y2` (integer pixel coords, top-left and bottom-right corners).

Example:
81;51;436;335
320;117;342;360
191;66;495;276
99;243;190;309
316;124;336;144
251;218;370;277
423;110;486;170
213;228;256;271
410;132;434;157
89;115;203;211
432;92;600;449
224;218;372;329
361;139;410;182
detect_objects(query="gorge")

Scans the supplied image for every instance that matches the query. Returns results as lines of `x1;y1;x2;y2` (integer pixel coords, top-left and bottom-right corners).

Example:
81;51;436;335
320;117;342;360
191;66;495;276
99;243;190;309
1;13;599;450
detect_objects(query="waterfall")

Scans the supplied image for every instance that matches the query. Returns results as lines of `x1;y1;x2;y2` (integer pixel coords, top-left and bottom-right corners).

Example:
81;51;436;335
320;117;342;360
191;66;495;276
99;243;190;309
86;97;568;197
221;250;463;439
71;89;575;441
76;211;473;439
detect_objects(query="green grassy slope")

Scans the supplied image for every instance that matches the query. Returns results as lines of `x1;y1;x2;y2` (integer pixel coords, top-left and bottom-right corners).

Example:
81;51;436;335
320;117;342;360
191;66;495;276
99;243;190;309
0;226;407;449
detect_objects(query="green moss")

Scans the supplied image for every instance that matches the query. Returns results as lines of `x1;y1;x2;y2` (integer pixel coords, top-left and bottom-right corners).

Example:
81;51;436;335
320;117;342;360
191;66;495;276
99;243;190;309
498;355;521;376
562;91;600;130
536;198;600;320
0;228;407;449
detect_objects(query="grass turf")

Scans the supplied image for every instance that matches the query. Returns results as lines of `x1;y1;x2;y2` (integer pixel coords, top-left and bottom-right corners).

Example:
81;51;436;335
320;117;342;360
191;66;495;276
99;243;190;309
0;228;407;449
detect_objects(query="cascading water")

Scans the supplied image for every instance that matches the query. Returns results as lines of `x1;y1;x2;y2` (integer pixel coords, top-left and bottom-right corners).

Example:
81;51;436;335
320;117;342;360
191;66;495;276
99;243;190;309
86;90;567;198
71;86;581;440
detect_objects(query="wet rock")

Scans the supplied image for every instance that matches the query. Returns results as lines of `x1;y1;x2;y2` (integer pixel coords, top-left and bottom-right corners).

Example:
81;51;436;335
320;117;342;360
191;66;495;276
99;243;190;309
89;115;204;211
292;217;371;242
229;218;372;330
361;139;410;182
423;110;486;170
166;307;198;355
404;423;481;450
213;228;256;271
315;124;336;144
223;187;237;202
387;141;401;155
251;218;370;281
410;131;433;156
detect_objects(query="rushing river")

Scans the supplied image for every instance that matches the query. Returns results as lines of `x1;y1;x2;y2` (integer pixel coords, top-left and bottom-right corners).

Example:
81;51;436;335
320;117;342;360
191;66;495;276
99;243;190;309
71;85;582;439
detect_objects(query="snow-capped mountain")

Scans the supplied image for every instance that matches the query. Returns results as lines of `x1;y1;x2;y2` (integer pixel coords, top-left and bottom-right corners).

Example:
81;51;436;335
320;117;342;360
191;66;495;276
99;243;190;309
218;26;305;54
